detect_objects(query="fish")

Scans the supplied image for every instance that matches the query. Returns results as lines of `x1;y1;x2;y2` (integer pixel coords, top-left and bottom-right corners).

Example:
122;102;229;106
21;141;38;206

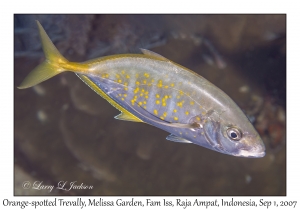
18;21;265;158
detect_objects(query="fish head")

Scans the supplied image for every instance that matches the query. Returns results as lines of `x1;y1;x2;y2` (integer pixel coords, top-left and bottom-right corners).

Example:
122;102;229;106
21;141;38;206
193;110;265;158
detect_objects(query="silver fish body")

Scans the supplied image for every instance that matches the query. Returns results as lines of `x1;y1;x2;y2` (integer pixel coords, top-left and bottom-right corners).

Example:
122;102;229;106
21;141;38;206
80;53;265;157
19;21;265;158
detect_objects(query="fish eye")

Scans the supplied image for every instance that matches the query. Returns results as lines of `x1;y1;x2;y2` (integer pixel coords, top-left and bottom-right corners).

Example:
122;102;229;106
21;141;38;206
226;127;242;141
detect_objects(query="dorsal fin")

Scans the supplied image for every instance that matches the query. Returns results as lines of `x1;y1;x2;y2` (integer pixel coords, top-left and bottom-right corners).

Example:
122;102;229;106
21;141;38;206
140;48;169;61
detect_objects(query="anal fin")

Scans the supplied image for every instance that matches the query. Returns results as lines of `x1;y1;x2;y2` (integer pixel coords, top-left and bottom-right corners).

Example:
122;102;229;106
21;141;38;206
76;74;143;123
166;134;192;143
114;112;143;122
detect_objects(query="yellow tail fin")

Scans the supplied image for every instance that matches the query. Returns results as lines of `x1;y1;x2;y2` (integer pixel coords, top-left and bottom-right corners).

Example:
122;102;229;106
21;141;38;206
18;21;69;89
18;21;89;89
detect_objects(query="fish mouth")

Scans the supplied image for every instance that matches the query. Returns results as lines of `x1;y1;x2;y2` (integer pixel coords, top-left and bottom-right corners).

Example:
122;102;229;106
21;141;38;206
236;150;265;158
235;144;266;158
232;134;266;158
253;151;266;158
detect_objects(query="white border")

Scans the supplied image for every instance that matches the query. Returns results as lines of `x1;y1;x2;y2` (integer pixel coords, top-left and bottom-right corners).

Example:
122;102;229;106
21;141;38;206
2;0;299;209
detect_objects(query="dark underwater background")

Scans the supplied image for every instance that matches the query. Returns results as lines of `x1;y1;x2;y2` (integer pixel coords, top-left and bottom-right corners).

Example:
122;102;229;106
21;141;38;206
14;14;286;195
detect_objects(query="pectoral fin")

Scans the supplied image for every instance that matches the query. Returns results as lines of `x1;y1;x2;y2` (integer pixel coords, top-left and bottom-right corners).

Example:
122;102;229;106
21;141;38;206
166;134;192;143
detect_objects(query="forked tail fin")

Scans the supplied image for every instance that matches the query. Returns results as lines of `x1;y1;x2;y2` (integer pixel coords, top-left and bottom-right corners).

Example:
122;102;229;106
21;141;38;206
18;21;89;89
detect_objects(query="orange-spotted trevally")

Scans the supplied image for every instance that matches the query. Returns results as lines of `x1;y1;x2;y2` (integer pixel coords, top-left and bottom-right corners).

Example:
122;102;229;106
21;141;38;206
18;21;265;157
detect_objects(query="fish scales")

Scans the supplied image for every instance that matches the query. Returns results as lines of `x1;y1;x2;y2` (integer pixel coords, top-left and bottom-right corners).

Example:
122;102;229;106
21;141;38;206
86;57;208;124
18;21;265;158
